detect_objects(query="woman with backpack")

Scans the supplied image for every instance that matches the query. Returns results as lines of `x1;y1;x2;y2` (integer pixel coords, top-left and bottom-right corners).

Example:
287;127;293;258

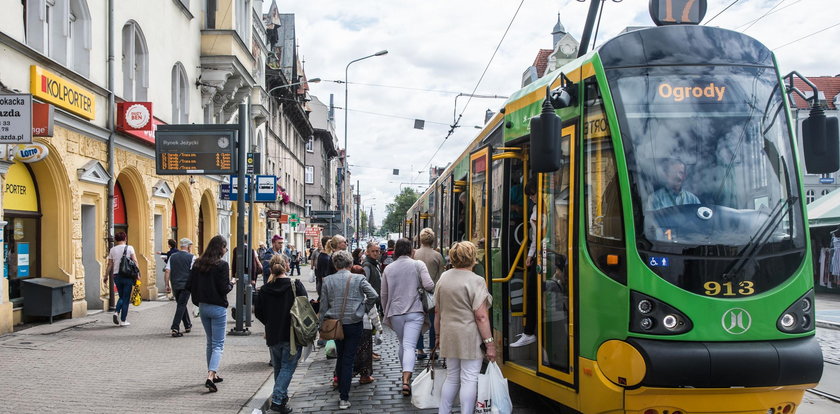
186;235;233;393
103;231;139;327
255;254;308;414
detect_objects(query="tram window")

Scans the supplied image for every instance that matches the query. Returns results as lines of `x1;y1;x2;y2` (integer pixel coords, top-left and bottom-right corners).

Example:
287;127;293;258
583;80;624;243
470;154;488;277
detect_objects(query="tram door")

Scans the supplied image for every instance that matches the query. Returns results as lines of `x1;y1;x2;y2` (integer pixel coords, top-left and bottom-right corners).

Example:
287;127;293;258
535;123;576;384
468;146;491;279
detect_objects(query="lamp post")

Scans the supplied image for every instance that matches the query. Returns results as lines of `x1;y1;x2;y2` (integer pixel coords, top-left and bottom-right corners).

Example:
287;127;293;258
267;77;321;96
343;50;388;240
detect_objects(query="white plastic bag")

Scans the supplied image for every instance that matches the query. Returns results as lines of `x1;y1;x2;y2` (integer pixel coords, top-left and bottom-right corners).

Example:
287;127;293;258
475;362;512;414
411;360;447;409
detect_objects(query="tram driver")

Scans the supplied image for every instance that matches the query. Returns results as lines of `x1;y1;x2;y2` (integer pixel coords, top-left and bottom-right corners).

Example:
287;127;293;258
646;158;700;210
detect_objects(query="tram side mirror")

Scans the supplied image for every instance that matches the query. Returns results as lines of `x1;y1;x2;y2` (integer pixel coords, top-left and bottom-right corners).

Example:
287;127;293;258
802;108;840;174
530;87;563;173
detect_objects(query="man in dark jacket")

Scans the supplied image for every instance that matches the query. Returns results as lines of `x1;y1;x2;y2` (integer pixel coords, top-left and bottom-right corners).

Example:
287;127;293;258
165;238;196;336
255;269;308;414
362;241;382;312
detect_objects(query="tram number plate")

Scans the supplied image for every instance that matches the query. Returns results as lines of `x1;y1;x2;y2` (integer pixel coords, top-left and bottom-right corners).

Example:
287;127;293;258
704;281;756;297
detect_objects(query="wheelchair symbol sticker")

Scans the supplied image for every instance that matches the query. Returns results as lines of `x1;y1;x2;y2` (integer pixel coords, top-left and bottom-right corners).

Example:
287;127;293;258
648;257;670;267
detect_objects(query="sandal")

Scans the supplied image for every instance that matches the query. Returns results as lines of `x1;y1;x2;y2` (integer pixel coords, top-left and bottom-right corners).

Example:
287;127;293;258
401;382;411;396
171;329;183;337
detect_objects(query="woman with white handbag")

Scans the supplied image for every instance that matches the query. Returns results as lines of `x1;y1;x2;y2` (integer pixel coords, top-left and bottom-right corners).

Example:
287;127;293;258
434;241;495;414
381;238;435;396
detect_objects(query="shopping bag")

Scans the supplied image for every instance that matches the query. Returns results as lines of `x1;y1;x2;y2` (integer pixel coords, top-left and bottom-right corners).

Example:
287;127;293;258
411;350;447;409
130;280;142;306
324;340;337;359
475;362;512;414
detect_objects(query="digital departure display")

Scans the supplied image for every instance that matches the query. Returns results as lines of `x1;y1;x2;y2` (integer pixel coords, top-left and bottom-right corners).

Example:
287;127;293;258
155;125;238;175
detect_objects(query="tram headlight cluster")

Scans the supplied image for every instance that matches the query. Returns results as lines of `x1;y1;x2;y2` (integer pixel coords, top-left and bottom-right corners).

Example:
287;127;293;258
630;291;693;335
776;289;815;333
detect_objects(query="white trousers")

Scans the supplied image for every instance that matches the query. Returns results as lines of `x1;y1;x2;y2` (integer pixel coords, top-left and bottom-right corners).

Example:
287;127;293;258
439;357;483;414
389;312;425;372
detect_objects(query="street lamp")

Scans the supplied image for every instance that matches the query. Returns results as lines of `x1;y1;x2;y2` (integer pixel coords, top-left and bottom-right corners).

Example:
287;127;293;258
343;50;388;240
267;77;321;96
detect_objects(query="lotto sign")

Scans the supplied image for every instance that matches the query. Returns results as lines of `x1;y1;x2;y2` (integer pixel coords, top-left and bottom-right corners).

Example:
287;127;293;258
0;94;33;144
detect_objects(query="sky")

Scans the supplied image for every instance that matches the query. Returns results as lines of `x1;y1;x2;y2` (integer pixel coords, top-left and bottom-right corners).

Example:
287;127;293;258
263;0;840;227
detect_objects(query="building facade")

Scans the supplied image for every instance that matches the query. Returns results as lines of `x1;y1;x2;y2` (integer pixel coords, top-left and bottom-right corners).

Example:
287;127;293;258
306;95;340;239
0;0;270;333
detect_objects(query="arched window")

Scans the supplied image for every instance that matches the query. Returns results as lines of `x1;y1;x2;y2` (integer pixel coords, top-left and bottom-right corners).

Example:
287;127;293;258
806;189;815;204
25;0;91;76
171;63;189;123
122;21;149;101
821;189;831;197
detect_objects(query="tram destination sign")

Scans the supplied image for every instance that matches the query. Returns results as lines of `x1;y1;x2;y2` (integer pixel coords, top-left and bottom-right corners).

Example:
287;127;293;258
155;124;237;175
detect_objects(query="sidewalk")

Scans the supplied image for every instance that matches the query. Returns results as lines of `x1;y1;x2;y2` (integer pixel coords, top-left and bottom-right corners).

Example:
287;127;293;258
0;287;273;413
816;292;840;330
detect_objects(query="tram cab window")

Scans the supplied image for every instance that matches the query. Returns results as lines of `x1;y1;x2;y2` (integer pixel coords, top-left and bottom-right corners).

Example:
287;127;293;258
608;64;805;296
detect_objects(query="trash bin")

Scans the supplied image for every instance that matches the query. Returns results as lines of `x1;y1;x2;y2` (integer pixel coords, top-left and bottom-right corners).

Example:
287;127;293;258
21;278;73;323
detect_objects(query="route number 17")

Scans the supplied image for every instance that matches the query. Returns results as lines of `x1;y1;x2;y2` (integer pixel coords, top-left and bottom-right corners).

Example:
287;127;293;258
650;0;707;25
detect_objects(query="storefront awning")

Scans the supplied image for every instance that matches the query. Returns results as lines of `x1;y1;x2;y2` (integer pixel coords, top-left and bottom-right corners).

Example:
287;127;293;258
807;187;840;228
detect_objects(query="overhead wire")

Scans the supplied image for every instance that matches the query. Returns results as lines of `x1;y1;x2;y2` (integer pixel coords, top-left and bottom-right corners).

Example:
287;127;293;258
414;0;526;183
772;21;840;50
741;0;787;32
731;0;803;30
703;0;740;25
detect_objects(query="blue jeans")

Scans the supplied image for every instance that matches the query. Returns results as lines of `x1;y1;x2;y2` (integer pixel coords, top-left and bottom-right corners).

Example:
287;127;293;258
114;276;134;321
335;321;364;401
416;310;435;351
199;303;227;372
269;341;301;404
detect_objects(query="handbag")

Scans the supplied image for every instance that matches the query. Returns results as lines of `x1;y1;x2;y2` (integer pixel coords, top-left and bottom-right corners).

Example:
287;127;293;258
318;275;352;341
415;260;435;312
130;280;142;306
411;346;447;409
118;245;140;279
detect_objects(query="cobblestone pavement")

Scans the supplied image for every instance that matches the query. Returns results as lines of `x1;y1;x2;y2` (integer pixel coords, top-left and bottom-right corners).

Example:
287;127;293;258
0;289;273;413
262;268;548;414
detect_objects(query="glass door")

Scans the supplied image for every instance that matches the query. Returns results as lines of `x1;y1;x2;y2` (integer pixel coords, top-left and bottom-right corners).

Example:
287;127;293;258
469;146;491;279
536;123;576;384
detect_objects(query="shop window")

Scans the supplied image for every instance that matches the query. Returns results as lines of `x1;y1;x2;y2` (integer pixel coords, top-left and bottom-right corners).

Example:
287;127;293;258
122;21;149;101
24;0;91;76
114;182;128;237
3;162;41;304
171;63;189;124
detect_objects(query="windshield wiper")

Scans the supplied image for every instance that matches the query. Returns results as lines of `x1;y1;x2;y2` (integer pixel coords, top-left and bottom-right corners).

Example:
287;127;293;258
722;195;797;280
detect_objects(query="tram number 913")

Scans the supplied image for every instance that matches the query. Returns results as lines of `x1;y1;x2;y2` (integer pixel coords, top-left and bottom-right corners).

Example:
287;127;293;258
704;281;755;297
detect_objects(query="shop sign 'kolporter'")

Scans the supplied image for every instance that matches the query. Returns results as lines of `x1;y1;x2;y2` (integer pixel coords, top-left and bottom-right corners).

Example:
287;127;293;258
155;124;238;175
30;65;96;120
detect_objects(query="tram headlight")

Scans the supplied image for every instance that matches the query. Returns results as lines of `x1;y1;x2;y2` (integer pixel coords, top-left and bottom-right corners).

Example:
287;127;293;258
662;314;679;330
780;313;796;329
630;291;693;335
776;289;815;334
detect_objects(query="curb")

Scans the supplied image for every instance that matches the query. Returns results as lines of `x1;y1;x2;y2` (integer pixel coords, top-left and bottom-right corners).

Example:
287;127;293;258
238;371;274;414
816;319;840;330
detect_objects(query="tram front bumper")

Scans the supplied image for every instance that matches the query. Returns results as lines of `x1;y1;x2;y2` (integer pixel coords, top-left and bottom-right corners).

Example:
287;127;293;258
623;384;813;414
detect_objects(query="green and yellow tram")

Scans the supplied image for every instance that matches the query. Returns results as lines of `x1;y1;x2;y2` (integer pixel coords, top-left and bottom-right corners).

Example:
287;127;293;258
405;1;838;412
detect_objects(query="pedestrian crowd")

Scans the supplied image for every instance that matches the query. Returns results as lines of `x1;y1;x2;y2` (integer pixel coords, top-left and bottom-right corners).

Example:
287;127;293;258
105;227;498;413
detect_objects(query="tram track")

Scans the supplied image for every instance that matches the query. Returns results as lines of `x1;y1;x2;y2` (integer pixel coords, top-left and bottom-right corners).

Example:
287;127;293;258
806;388;840;404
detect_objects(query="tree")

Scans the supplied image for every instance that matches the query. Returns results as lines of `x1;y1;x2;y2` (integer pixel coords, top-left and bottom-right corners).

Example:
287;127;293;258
382;188;419;233
359;210;368;238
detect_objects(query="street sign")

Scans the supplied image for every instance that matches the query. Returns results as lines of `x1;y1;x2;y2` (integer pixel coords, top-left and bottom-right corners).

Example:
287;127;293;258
223;176;251;201
255;175;277;202
820;177;835;184
247;152;261;175
310;210;340;220
266;210;282;219
155;124;237;175
0;94;33;144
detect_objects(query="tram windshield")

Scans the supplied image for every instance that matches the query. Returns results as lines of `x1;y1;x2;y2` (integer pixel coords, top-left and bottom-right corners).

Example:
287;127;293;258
608;65;805;296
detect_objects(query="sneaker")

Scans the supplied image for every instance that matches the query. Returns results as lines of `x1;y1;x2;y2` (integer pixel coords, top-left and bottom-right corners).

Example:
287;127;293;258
119;320;131;327
113;313;119;325
338;400;351;410
510;333;536;347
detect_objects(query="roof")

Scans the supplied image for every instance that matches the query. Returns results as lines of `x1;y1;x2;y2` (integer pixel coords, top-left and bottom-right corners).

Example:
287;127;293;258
791;76;840;110
808;187;840;227
533;49;553;78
